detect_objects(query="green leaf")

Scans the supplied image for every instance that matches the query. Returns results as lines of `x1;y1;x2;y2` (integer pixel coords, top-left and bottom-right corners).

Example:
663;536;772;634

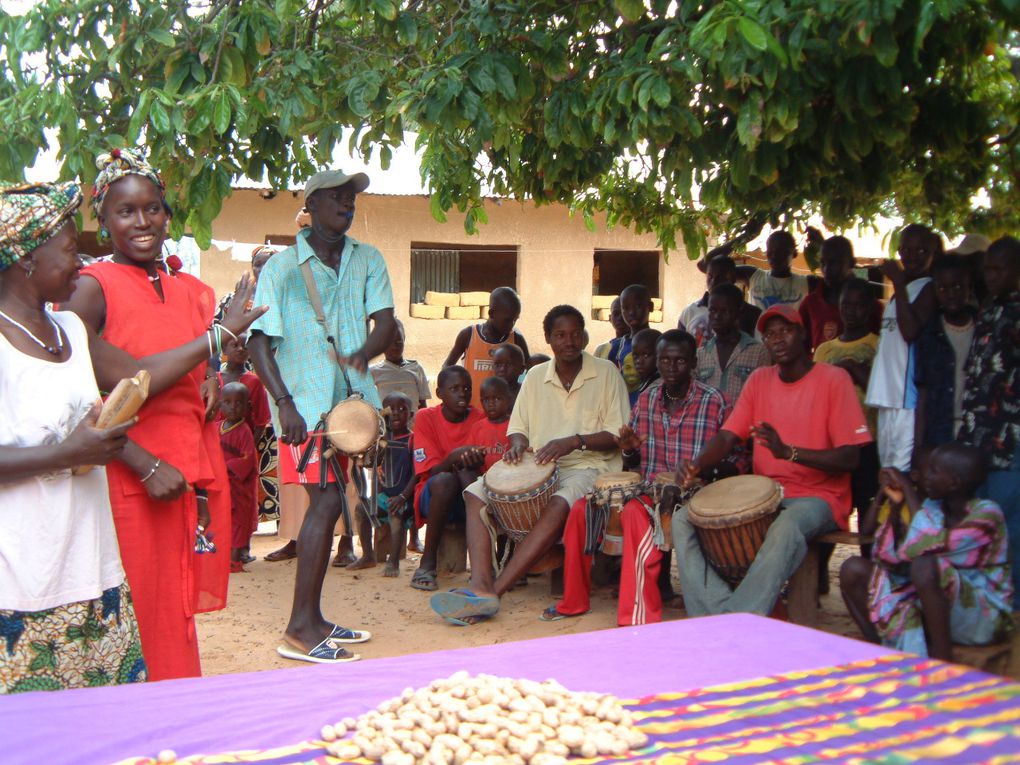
149;101;171;134
213;91;231;134
255;28;271;56
429;193;448;223
127;91;152;141
650;77;671;109
491;61;516;97
396;13;418;46
149;30;174;47
469;64;496;94
372;0;398;21
614;0;645;23
737;18;768;51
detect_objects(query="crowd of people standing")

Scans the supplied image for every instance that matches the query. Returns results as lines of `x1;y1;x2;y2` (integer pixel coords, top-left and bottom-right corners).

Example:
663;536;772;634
1;152;1017;690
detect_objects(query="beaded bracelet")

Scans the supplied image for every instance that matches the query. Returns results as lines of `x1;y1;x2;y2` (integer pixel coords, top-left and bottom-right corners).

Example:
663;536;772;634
139;458;161;483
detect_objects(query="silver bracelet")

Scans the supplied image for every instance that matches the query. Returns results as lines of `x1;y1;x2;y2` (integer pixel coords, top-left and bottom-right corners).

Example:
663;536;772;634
139;458;161;483
216;323;238;342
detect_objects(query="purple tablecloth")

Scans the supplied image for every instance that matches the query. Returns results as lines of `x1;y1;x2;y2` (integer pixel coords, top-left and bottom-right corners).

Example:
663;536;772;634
0;615;890;765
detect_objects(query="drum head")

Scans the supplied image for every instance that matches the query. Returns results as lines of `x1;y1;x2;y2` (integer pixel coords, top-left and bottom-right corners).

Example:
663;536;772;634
594;471;641;490
688;475;781;528
484;452;555;496
325;398;381;455
654;471;676;486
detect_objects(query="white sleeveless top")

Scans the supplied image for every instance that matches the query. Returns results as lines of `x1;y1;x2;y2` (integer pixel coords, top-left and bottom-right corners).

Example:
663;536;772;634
0;311;125;611
865;277;932;410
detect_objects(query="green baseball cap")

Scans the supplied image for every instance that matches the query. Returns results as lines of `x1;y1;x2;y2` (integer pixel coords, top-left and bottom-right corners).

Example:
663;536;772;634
304;169;370;200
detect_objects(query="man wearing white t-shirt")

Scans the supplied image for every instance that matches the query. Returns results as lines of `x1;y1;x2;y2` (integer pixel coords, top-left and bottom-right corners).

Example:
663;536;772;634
865;224;937;471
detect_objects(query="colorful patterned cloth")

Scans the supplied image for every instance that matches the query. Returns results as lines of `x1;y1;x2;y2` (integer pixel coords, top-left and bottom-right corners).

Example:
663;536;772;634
869;498;1014;656
958;290;1020;471
0;582;147;694
0;182;82;271
91;148;165;218
113;654;1020;764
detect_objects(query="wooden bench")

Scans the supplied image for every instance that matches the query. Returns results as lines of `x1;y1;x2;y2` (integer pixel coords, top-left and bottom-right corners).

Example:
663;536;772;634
953;642;1014;676
787;530;872;627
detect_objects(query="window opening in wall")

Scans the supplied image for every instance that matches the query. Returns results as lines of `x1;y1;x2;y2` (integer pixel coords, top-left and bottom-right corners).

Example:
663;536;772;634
591;249;661;319
410;243;518;305
265;234;297;247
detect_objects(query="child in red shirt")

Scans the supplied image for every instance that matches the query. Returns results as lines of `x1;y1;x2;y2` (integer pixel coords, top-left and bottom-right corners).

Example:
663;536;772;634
219;382;258;574
469;376;514;472
410;366;485;591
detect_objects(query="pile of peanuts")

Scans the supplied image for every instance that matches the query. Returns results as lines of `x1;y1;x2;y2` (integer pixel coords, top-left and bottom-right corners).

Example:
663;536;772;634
319;671;649;765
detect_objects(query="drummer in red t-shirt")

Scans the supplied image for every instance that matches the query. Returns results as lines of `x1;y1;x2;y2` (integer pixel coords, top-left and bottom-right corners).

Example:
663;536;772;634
674;304;873;617
409;366;485;591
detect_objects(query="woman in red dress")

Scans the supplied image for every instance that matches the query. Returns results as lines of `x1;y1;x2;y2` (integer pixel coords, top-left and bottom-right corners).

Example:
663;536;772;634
64;149;261;680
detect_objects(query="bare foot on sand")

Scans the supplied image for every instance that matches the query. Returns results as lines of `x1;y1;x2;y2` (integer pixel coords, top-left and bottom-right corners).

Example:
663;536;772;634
407;538;424;554
331;551;357;567
347;555;377;570
264;541;297;562
383;560;399;578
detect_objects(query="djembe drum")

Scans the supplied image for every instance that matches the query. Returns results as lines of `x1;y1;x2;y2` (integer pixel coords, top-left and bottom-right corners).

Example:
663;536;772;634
483;452;559;542
687;475;783;587
589;472;645;556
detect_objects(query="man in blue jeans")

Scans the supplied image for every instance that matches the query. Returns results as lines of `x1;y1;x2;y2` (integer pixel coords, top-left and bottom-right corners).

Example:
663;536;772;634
672;305;873;616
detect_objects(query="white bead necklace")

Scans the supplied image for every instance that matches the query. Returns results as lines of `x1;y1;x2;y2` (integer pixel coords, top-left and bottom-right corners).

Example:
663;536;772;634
0;307;64;355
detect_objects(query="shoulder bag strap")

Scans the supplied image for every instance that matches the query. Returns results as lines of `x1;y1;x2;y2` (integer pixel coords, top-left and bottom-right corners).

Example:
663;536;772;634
299;259;340;364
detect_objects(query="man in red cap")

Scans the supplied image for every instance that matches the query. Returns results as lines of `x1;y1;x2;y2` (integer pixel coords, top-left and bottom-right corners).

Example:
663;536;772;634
672;304;872;616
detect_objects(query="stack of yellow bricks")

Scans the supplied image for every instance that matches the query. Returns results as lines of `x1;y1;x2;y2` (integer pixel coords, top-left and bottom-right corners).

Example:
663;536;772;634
591;295;664;324
410;291;491;319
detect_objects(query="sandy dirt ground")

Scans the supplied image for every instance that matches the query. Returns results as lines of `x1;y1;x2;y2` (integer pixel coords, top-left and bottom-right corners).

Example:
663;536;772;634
197;528;863;676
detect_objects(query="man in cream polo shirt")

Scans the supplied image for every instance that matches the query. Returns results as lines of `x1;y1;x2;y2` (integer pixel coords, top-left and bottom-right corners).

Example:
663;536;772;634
430;305;630;624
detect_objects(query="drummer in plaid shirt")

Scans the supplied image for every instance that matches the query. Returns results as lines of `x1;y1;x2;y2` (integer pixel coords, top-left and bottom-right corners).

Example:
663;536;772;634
548;330;735;626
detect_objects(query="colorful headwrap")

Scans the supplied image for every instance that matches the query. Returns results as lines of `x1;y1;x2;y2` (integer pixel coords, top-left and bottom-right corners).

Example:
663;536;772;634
251;244;280;260
90;147;166;217
0;182;83;272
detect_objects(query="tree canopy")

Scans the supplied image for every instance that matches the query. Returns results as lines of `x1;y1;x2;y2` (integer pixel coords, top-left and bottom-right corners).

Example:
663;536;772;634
1;0;1017;254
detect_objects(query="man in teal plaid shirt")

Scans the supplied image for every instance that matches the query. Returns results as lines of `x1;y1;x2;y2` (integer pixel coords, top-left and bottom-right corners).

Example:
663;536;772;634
249;169;395;664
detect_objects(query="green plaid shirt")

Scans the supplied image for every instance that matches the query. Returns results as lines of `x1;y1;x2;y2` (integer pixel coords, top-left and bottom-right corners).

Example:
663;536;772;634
252;229;393;428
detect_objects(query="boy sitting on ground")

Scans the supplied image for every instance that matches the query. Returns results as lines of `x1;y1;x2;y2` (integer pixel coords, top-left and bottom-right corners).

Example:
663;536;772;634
379;393;417;577
629;328;661;406
410;366;485;591
839;443;1013;661
219;382;258;574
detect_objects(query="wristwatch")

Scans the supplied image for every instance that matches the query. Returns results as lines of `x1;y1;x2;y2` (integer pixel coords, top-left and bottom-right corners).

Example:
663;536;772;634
576;434;588;451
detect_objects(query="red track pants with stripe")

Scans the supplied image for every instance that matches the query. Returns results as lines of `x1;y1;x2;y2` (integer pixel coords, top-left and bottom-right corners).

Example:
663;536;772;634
555;495;663;626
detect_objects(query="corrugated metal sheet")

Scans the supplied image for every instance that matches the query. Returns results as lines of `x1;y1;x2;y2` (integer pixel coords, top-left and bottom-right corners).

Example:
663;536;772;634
410;249;460;303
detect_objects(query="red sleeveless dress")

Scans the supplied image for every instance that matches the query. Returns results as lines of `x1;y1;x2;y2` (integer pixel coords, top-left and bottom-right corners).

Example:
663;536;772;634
82;262;228;680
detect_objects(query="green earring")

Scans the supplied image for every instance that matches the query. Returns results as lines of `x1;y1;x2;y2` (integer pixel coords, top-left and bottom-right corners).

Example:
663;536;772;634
99;227;109;239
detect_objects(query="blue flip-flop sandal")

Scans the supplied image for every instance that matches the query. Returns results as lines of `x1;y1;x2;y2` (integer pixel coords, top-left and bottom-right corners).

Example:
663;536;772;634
430;588;500;624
